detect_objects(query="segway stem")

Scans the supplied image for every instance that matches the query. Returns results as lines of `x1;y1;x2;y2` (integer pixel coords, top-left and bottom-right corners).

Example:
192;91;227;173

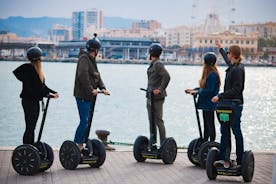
85;96;97;143
140;88;156;146
37;96;51;142
84;91;109;143
193;95;203;139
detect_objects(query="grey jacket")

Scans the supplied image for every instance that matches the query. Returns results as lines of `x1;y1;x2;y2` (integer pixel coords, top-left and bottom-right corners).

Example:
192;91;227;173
73;49;105;101
147;59;170;99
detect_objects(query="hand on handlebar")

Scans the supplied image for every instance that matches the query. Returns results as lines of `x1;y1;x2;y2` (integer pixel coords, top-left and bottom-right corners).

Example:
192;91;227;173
153;89;161;95
211;96;219;103
49;92;59;98
185;89;197;95
101;89;110;95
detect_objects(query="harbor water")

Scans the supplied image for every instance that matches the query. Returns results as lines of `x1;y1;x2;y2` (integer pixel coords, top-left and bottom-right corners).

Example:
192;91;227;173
0;61;275;152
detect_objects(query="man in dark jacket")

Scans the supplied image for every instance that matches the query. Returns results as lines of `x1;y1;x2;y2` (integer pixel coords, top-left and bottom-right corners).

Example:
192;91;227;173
73;34;109;150
146;43;170;147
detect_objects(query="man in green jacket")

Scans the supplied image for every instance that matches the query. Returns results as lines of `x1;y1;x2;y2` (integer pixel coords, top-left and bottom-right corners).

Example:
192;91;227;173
73;34;109;150
147;43;170;147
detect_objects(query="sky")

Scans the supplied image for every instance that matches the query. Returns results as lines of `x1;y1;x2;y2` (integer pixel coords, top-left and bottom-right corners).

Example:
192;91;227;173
1;0;276;28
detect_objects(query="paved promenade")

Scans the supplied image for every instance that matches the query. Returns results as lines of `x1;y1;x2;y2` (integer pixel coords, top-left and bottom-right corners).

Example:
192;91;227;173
0;149;274;184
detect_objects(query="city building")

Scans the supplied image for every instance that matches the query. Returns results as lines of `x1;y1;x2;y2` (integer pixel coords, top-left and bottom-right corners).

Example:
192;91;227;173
230;22;276;39
55;37;157;60
162;26;192;47
132;20;161;31
72;9;103;41
192;30;259;62
50;24;71;43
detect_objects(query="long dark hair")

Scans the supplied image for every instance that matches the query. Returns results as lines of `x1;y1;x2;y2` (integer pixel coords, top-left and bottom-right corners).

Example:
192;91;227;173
199;64;221;89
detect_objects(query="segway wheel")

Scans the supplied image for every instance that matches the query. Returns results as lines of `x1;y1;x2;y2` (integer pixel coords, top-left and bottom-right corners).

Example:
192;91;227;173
37;142;54;172
241;151;255;182
89;139;106;168
161;137;177;164
12;144;40;175
187;138;202;166
59;140;81;170
133;136;148;162
206;147;219;180
198;141;220;169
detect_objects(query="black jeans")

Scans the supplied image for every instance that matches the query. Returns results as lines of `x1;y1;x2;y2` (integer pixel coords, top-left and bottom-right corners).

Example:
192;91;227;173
202;110;216;142
22;98;40;144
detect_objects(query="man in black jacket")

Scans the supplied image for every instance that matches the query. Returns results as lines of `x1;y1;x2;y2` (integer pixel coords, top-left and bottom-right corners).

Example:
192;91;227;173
146;43;170;147
73;34;109;150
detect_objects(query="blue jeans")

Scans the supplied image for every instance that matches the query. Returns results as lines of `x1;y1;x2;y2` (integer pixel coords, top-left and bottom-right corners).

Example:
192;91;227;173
219;105;244;164
74;98;92;144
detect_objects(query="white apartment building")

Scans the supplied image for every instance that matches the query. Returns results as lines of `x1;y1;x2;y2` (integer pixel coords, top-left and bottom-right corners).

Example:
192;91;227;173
163;26;192;47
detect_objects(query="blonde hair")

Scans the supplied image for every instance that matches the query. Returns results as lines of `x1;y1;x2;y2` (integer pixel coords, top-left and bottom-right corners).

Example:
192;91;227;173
32;61;44;83
229;45;243;63
199;64;221;89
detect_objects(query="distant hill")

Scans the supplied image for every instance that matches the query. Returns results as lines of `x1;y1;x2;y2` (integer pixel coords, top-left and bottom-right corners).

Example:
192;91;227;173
0;16;135;38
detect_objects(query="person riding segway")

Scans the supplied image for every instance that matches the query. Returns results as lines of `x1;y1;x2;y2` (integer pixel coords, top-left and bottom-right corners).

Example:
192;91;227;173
133;43;177;164
206;41;254;182
185;52;221;169
59;34;110;170
12;46;59;175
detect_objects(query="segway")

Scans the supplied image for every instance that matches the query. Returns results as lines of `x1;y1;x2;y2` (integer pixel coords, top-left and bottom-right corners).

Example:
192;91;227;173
185;90;220;169
133;88;177;164
12;96;54;175
206;99;254;182
59;92;107;170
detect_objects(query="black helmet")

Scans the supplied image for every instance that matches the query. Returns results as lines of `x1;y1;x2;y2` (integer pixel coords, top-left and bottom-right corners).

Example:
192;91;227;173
86;33;101;51
204;52;217;66
149;43;162;57
27;46;42;62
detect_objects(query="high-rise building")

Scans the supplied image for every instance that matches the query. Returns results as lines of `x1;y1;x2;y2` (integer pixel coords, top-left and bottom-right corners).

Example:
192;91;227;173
72;11;85;41
72;9;103;41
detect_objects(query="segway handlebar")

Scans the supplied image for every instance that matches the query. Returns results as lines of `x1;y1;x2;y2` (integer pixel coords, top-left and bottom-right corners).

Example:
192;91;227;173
97;90;110;96
184;89;198;97
140;88;148;92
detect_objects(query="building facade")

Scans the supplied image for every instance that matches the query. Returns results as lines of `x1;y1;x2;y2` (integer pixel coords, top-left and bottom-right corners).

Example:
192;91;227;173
132;20;161;31
50;24;71;43
230;22;276;39
72;9;103;41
